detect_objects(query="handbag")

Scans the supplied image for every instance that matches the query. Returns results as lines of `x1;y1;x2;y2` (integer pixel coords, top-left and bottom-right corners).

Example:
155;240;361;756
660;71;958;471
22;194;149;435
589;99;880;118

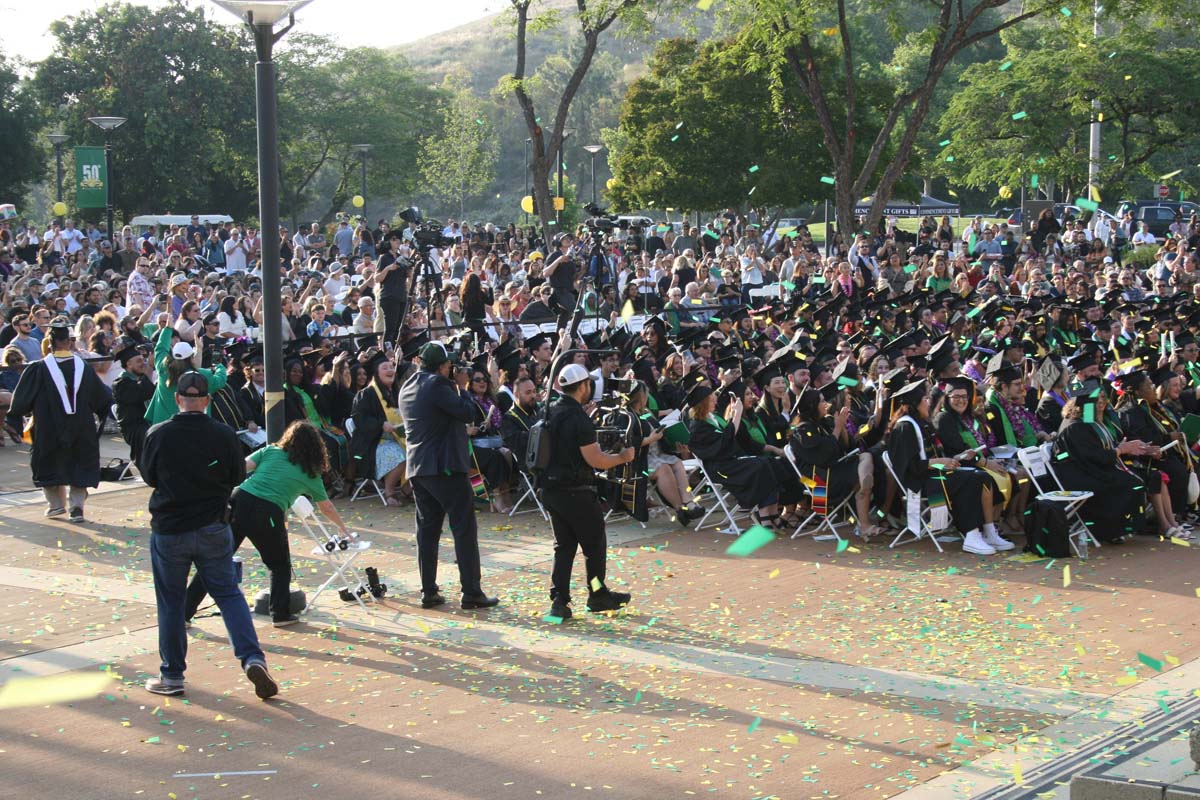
99;458;131;482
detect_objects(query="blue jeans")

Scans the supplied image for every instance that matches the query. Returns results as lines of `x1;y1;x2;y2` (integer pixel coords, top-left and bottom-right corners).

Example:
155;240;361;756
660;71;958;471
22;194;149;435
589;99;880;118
151;522;265;680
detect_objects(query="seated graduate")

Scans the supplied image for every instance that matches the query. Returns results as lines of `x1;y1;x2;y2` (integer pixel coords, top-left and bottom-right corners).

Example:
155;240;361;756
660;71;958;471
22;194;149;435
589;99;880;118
886;380;1012;556
1115;368;1192;538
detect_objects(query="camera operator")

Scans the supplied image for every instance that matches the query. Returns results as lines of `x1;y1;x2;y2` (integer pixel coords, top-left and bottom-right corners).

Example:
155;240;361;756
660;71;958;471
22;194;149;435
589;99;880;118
375;234;409;345
539;364;635;621
543;232;579;324
398;341;500;611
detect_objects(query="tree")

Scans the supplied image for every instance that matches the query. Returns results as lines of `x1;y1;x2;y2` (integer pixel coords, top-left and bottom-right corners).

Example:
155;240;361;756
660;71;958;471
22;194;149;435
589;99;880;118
740;0;1054;234
0;55;44;205
607;36;895;215
418;83;500;219
274;37;442;228
502;0;669;236
33;1;259;221
938;33;1200;200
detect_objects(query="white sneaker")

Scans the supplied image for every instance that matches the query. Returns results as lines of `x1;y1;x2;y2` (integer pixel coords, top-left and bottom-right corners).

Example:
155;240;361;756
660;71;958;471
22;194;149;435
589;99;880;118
962;529;996;555
982;527;1016;551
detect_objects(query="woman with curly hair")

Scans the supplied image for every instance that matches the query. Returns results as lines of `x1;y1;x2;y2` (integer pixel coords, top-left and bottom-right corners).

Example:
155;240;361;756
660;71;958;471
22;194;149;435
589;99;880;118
183;420;351;627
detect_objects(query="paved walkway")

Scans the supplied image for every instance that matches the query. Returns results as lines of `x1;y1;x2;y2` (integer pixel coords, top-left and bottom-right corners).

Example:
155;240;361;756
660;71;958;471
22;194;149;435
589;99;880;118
0;450;1198;799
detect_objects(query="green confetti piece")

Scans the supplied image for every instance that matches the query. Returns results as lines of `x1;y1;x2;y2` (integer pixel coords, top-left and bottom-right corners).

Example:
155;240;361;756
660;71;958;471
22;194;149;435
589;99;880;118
945;156;954;162
966;305;984;319
811;276;826;284
634;690;642;703
1031;174;1039;189
675;121;684;129
836;538;849;553
781;281;796;292
670;134;679;142
208;460;218;467
748;165;759;173
1138;652;1164;671
1060;6;1072;15
946;566;959;575
747;186;756;196
999;61;1013;71
145;736;160;744
542;614;564;624
938;139;951;147
820;176;836;185
725;525;775;557
1032;594;1042;605
748;716;762;733
1075;197;1099;212
1056;452;1069;460
1011;111;1028;120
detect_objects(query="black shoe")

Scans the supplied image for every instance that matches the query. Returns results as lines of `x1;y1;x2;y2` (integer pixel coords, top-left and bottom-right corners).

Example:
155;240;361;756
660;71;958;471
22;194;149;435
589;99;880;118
244;661;279;700
68;506;84;523
273;614;300;627
421;592;446;609
586;590;631;613
549;601;573;620
461;594;500;609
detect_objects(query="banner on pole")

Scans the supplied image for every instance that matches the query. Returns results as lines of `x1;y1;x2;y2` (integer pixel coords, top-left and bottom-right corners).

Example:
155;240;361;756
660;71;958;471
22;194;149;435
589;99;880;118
75;147;107;209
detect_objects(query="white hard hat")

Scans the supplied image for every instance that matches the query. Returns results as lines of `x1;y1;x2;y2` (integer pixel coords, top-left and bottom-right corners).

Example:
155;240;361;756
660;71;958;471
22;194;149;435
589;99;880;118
557;363;590;388
171;341;195;360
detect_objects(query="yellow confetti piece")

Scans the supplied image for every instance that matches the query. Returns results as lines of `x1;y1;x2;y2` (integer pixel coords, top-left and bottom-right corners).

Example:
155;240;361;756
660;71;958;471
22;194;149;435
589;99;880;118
1166;654;1181;666
696;0;714;8
0;673;114;709
1063;565;1071;587
1195;587;1200;598
846;546;861;553
768;568;780;579
1161;169;1183;181
1173;536;1192;547
1076;644;1086;657
777;733;799;744
1115;674;1138;686
1013;762;1023;786
591;577;603;592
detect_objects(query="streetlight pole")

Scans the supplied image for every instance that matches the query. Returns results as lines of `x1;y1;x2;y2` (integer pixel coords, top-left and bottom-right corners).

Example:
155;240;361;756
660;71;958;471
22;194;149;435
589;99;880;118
47;132;68;222
87;117;125;243
352;143;372;222
524;137;530;224
582;144;603;205
556;129;572;228
213;0;311;445
1087;0;1101;201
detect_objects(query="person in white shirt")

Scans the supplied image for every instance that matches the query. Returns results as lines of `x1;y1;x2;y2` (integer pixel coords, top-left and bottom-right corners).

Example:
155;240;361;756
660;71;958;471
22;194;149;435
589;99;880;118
1091;214;1113;246
1132;222;1158;248
322;259;349;298
224;231;249;272
55;219;85;255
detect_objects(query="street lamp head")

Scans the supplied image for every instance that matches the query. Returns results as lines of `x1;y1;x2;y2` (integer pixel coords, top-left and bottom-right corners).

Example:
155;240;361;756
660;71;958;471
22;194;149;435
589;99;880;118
210;0;313;25
582;144;604;155
88;116;127;132
351;143;374;153
47;132;69;146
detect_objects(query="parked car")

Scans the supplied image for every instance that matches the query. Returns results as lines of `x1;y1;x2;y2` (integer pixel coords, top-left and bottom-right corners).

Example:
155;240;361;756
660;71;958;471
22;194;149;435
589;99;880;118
1114;200;1200;241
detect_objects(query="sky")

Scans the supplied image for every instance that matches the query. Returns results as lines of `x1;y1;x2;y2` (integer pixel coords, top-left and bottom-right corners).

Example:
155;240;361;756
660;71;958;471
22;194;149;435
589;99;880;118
0;0;499;63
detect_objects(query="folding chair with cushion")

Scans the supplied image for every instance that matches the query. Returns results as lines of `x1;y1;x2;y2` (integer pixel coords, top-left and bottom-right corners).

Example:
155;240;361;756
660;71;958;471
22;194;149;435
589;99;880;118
882;451;956;552
290;495;374;613
509;470;549;521
686;458;750;535
344;418;387;506
783;443;851;542
1017;444;1098;560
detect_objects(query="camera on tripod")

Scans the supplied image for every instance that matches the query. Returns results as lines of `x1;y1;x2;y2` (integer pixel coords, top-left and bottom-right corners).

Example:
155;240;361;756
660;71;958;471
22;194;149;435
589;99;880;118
399;206;454;249
582;203;628;238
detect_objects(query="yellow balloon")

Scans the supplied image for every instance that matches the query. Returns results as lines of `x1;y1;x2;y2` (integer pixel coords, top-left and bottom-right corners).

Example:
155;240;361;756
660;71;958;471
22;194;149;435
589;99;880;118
52;201;67;216
998;185;1012;199
351;195;364;208
520;195;534;214
606;178;617;191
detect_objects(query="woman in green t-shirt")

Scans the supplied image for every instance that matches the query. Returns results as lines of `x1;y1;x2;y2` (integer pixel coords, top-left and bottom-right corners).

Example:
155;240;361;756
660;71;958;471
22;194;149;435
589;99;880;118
184;421;350;626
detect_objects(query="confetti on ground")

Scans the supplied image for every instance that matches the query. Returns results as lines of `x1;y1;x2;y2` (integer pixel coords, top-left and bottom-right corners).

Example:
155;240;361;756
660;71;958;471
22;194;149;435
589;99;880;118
725;525;775;556
1063;565;1071;587
1138;652;1165;672
747;716;761;733
0;673;114;709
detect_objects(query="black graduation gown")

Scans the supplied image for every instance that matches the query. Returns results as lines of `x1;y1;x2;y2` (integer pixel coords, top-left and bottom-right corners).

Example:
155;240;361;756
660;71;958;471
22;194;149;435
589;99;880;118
111;370;153;462
1036;391;1066;436
1119;400;1189;511
790;420;859;501
1052;419;1145;541
349;384;388;479
737;408;802;504
686;414;778;509
887;418;985;533
238;383;266;428
6;356;112;488
500;402;540;471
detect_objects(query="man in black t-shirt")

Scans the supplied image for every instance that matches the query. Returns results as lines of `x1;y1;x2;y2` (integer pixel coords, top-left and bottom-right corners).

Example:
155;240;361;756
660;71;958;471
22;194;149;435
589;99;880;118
543;233;578;323
539;364;635;621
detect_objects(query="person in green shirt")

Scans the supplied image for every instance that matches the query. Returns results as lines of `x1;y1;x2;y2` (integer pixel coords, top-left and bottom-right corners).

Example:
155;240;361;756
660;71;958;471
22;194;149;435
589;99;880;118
144;326;227;426
183;421;350;626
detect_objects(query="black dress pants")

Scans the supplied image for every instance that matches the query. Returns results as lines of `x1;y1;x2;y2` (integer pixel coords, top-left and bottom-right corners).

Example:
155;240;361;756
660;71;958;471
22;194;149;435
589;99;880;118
184;490;291;620
380;294;405;347
411;473;483;597
540;486;607;604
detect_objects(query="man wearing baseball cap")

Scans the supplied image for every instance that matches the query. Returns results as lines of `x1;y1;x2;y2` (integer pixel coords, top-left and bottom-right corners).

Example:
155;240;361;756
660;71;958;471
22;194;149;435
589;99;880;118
538;363;636;621
397;341;499;610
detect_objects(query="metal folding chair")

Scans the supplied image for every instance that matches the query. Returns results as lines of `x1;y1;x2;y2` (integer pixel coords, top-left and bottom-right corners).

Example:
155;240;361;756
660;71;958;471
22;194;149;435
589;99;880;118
685;458;750;535
783;443;852;541
344;418;388;506
882;450;956;551
1017;444;1098;560
509;470;549;521
290;495;374;613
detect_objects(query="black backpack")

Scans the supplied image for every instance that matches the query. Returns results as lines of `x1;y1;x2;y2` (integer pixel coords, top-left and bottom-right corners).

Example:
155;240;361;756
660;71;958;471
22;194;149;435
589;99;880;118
526;417;553;476
1023;499;1073;558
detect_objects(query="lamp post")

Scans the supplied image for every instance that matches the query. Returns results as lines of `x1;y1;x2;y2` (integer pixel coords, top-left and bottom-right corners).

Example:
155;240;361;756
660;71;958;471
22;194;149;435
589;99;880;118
524;137;530;224
86;117;125;243
212;0;311;445
47;132;68;222
556;128;573;228
582;144;603;205
351;143;372;222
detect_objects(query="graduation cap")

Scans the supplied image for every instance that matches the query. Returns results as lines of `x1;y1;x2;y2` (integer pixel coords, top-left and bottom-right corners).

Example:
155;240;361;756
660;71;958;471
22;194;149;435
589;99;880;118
814;381;841;402
881;366;911;392
1035;356;1066;390
680;370;709;395
890;380;927;408
728;306;750;325
525;331;555;352
712;345;742;370
943;376;977;406
244;343;264;366
1114;369;1147;394
1065;349;1097;372
831;358;859;389
752;364;783;389
493;337;521;375
359;347;389;376
223;340;249;364
112;339;143;366
926;336;957;374
1151;365;1178;386
986;352;1021;383
685;382;714;408
401;329;432;361
767;344;805;369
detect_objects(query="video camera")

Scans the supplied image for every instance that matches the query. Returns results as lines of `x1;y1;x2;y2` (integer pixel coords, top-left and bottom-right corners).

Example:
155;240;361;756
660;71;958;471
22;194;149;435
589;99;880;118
582;202;628;238
399;206;455;250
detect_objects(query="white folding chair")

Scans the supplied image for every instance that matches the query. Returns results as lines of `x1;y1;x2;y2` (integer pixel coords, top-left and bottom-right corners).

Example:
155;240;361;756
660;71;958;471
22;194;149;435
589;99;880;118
783;443;852;541
344;418;388;506
882;451;956;551
686;458;750;535
509;470;549;521
290;496;374;613
1017;445;1098;560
